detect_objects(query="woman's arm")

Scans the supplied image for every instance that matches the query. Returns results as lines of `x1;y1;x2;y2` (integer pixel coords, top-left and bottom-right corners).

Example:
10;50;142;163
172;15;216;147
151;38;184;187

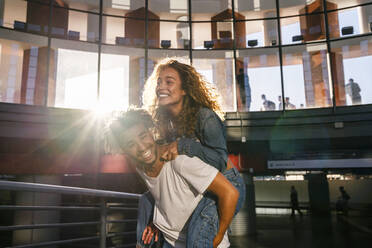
177;108;228;171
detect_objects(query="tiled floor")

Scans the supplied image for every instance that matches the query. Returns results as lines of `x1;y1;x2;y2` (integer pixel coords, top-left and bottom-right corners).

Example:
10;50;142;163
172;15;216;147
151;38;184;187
229;213;372;248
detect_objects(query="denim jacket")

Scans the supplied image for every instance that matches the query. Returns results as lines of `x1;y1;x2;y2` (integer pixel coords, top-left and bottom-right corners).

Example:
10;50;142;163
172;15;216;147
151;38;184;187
177;107;228;172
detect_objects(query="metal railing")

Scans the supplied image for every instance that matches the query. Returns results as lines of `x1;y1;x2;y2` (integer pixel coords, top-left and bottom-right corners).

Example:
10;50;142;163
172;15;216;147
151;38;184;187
0;180;142;248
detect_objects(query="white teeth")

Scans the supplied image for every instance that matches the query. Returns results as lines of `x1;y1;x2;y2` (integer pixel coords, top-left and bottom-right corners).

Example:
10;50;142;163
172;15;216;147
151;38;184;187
142;150;152;159
158;94;168;98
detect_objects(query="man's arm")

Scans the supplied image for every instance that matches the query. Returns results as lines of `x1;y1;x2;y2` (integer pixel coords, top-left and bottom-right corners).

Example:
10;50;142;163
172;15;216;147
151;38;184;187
207;172;239;248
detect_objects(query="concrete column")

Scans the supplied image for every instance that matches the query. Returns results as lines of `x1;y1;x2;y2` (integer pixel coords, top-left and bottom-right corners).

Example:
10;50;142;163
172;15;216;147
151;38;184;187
359;5;372;34
13;175;61;247
230;173;256;236
87;9;103;42
263;11;277;46
306;173;330;216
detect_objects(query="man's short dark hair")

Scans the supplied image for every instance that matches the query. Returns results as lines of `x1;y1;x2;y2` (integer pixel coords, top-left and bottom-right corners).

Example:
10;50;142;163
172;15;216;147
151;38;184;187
104;108;154;154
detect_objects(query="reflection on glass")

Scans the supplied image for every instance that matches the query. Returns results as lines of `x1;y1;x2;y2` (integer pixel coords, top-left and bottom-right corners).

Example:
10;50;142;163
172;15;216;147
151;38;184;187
49;40;98;109
281;14;325;45
149;0;188;20
1;0;27;29
0;37;48;105
237;48;281;112
282;44;332;109
329;6;372;39
148;20;189;49
234;0;277;19
279;0;323;17
103;0;145;15
193;21;235;49
191;0;232;21
241;19;278;48
66;10;91;41
103;16;125;44
327;0;372;10
192;50;235;112
192;23;212;49
280;16;301;45
331;37;372;106
67;0;100;12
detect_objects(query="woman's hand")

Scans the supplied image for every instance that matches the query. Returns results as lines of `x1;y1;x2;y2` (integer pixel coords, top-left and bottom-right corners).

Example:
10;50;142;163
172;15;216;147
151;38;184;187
142;222;159;244
160;141;178;161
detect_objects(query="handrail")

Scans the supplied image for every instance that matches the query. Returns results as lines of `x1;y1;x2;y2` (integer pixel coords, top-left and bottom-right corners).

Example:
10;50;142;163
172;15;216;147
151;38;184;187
0;180;141;199
0;180;141;248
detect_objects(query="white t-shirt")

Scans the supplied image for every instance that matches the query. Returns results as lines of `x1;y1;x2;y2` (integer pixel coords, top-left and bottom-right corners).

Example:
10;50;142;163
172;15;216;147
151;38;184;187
137;155;230;248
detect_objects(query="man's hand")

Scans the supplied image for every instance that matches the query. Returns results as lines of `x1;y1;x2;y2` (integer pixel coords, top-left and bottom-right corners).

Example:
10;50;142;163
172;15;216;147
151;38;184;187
213;232;225;248
160;141;178;161
142;223;159;244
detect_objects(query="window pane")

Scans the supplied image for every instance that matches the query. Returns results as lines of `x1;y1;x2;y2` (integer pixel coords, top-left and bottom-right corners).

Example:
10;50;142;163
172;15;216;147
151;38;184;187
104;17;147;47
279;0;323;17
48;38;98;109
331;36;372;106
148;49;190;65
103;0;145;16
280;16;301;45
281;14;326;45
192;50;235;112
192;22;212;49
193;21;234;49
4;0;50;36
149;0;188;20
237;48;281;112
191;0;231;21
1;0;27;29
0;34;48;105
65;10;97;42
326;0;372;10
239;19;278;48
282;43;332;110
66;0;100;13
147;20;190;49
103;15;125;45
100;45;145;110
234;0;277;19
329;6;372;39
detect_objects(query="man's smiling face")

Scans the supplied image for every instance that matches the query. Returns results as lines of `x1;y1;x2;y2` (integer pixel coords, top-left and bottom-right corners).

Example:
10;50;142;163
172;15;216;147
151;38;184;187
121;123;158;167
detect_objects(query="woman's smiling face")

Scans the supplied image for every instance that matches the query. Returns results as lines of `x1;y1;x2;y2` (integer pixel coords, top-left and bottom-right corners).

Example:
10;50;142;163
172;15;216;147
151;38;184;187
156;67;186;113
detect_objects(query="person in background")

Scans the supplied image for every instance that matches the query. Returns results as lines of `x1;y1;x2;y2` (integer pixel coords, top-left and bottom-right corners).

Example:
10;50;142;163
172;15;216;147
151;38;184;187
236;68;252;111
290;186;303;217
278;95;283;110
261;94;276;111
345;78;361;105
337;186;351;216
285;97;296;110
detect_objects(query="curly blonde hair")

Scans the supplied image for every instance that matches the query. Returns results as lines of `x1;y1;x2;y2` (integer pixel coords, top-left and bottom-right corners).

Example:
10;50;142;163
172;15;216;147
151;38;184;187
142;58;223;139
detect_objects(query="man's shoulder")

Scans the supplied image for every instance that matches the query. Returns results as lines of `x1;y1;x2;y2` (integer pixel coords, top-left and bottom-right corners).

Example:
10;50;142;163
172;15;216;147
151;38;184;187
172;155;212;172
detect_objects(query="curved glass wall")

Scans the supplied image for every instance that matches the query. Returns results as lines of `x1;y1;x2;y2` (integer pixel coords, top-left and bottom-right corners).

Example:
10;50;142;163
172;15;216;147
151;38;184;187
0;0;371;112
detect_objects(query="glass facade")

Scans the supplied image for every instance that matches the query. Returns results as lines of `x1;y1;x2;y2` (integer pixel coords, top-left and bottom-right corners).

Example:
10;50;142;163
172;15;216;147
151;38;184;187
0;0;371;112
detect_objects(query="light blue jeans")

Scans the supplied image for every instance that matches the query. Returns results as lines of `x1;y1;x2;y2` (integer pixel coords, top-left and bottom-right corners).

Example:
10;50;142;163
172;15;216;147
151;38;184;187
136;168;246;248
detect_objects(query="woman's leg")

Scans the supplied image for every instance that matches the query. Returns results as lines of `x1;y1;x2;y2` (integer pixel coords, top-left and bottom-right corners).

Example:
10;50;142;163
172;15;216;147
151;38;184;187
186;168;246;247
